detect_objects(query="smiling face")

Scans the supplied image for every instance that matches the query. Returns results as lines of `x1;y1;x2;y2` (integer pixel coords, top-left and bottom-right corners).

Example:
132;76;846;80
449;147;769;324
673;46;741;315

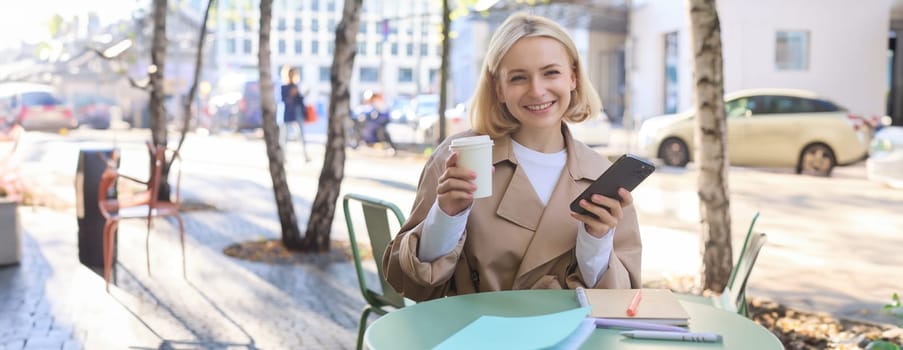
495;36;577;135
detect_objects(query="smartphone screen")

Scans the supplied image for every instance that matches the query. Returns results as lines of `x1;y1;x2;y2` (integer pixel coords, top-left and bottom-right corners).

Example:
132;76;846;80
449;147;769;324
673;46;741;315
570;154;656;218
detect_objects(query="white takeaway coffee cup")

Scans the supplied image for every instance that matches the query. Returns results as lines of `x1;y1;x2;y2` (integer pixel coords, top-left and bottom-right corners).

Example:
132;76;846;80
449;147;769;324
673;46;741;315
450;135;494;199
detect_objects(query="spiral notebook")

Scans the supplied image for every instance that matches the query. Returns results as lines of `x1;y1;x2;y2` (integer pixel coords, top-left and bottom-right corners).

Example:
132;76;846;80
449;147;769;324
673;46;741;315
584;288;690;326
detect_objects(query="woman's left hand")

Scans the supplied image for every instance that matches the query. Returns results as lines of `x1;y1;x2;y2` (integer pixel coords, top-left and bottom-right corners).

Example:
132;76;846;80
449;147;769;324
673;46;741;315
569;188;633;238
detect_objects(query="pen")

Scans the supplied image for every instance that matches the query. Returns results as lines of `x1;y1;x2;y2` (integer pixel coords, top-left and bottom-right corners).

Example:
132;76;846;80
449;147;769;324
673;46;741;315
575;287;590;308
592;318;689;333
626;289;642;316
620;330;723;343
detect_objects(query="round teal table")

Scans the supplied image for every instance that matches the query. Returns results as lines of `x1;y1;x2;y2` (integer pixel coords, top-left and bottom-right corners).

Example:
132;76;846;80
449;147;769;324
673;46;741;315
365;289;783;349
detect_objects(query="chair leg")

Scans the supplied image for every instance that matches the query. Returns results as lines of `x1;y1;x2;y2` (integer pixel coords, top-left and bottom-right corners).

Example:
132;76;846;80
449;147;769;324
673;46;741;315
357;306;373;350
145;216;152;277
103;221;118;293
175;214;186;279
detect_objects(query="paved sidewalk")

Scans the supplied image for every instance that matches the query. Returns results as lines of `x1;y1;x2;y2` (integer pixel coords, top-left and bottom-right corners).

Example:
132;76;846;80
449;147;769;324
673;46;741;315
0;128;720;350
4;193;366;350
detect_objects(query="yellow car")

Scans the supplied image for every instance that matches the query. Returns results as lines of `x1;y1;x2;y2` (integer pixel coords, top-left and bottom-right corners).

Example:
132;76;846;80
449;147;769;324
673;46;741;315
637;89;870;176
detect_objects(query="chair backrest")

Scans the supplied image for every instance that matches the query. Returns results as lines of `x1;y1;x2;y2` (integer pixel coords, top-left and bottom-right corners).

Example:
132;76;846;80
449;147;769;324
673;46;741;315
728;232;767;314
97;164;119;220
342;193;407;309
145;143;182;207
728;212;759;289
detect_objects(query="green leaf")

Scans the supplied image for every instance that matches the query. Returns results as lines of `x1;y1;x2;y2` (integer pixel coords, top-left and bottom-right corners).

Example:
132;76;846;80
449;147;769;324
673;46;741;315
866;340;901;350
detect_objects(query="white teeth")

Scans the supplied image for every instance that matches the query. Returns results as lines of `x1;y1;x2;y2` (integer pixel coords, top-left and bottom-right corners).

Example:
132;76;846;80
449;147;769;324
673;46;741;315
525;102;553;111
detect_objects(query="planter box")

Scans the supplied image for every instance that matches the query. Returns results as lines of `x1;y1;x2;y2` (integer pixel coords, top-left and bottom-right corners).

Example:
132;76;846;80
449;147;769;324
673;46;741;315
0;198;21;265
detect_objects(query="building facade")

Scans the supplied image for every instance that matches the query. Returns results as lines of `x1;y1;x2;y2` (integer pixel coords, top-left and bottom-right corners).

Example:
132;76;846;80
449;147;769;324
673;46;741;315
630;0;894;125
212;0;443;109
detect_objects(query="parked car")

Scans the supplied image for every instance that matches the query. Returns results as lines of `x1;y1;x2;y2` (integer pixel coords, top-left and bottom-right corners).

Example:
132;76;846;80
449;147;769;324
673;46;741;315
388;95;413;123
72;95;115;129
206;79;268;132
567;109;612;146
400;94;439;125
866;125;903;188
236;81;264;130
417;103;469;143
206;91;243;133
636;88;870;176
0;83;76;131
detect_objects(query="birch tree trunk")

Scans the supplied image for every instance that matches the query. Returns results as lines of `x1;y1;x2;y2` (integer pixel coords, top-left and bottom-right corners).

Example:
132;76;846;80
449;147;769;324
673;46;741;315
258;0;303;248
175;0;215;154
437;0;451;144
301;0;362;252
687;0;732;292
149;0;171;201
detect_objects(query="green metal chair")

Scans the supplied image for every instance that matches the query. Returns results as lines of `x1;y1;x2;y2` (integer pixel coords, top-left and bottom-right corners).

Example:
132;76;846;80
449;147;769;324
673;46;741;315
342;193;410;350
682;212;767;317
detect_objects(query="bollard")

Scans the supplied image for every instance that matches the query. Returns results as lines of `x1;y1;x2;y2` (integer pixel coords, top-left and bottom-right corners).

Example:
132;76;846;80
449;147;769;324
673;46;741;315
75;147;117;278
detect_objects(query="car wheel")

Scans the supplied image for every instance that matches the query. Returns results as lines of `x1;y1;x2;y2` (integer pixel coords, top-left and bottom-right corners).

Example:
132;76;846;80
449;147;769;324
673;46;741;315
658;138;690;167
797;143;836;177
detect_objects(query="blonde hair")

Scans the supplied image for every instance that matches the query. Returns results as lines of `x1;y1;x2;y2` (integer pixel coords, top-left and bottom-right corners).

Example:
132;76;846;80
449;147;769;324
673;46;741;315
470;12;602;139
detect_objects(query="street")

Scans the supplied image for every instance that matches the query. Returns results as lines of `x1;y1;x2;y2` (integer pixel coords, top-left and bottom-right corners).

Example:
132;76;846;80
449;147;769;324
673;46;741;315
14;125;903;327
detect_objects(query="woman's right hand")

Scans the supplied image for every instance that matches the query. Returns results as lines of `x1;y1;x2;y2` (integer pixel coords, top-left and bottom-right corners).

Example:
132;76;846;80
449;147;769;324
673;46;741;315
437;152;477;216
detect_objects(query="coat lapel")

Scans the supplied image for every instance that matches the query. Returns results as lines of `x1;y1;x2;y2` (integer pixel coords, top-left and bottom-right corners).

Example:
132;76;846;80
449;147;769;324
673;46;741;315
513;167;580;279
513;125;612;281
496;165;545;231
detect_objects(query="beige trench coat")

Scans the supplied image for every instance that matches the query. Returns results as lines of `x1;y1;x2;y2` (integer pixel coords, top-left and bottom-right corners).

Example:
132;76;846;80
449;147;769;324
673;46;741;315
382;126;642;302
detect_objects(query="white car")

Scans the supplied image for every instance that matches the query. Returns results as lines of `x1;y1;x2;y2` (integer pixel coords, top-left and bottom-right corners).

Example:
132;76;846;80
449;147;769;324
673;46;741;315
567;110;612;146
866;125;903;188
636;88;870;176
417;103;469;143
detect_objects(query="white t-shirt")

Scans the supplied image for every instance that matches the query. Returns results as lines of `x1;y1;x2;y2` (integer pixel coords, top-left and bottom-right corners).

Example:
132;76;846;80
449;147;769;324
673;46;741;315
417;140;615;286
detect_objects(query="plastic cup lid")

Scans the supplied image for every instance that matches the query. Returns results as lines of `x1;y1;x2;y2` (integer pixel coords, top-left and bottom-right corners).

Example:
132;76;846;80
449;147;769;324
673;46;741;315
450;135;493;148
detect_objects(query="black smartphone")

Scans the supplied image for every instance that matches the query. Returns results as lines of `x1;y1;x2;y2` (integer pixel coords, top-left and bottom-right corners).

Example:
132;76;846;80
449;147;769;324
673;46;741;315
570;154;656;218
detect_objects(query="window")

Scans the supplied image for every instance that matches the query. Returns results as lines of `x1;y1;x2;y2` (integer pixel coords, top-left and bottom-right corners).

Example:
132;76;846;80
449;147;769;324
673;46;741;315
294;18;302;31
312;19;319;32
375;42;383;55
391;42;398;56
399;68;413;82
243;39;253;54
725;97;752;118
312;41;319;55
226;39;236;53
663;31;679;114
278;39;286;54
770;96;841;114
754;95;822;114
243;17;252;31
312;0;319;11
294;39;303;54
420;43;428;57
328;41;335;55
278;18;286;31
357;42;367;56
360;67;378;82
775;31;809;70
429;69;439;84
359;20;368;34
320;66;331;82
406;43;413;56
228;19;237;31
328;19;336;32
327;0;336;12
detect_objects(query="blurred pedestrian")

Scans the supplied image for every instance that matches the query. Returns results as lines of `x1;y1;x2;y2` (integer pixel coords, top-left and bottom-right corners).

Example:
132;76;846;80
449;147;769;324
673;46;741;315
364;92;397;156
280;67;311;163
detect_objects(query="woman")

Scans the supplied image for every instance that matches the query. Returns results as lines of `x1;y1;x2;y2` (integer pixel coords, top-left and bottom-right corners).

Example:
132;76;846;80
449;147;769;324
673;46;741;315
280;67;311;163
382;12;642;301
